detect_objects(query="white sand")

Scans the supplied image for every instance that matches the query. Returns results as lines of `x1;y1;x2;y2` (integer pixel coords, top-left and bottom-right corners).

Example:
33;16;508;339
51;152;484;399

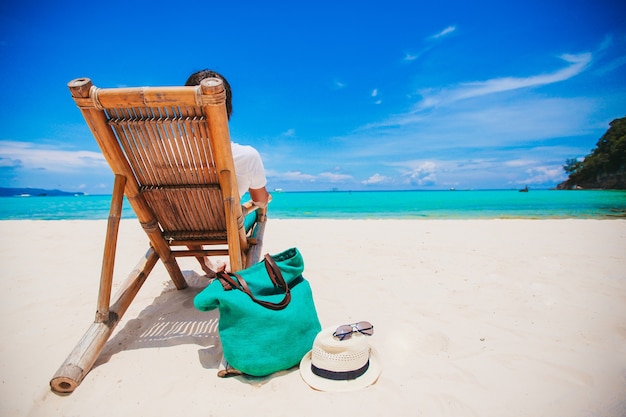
1;219;625;417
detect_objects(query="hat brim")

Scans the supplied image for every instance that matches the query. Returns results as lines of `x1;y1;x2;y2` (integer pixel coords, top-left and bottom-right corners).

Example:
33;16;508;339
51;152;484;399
299;347;381;392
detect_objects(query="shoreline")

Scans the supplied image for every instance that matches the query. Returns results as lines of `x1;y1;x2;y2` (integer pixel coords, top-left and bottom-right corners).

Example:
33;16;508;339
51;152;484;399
1;219;625;417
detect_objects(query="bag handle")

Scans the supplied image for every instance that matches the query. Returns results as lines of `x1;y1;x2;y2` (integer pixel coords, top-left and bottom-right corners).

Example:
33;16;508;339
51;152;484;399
216;254;292;310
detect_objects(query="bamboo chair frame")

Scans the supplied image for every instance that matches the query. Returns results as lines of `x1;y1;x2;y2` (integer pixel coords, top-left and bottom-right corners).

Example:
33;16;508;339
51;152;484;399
49;78;267;394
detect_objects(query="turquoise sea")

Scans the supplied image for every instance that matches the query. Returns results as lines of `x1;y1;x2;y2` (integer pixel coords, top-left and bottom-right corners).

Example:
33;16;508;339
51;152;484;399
1;190;626;220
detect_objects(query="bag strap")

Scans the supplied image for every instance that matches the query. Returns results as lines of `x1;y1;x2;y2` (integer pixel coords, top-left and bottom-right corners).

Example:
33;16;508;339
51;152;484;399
216;271;238;291
216;254;291;310
263;253;284;287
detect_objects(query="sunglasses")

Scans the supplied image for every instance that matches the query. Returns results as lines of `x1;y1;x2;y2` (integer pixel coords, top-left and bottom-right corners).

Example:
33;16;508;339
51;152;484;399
333;321;374;341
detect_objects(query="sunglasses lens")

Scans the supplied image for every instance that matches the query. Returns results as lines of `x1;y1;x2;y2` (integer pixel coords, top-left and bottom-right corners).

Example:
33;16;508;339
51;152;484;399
356;321;374;336
333;325;354;340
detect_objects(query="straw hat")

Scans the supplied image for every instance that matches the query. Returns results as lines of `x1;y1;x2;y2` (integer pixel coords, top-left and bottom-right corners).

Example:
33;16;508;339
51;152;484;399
299;325;381;392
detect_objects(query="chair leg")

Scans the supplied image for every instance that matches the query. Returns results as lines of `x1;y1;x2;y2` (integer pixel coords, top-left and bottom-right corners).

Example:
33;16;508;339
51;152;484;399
187;244;229;277
50;248;159;394
96;174;125;322
188;244;216;277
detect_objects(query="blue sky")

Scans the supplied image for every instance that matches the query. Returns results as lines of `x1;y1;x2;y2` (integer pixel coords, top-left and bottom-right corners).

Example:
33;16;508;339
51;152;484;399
1;0;624;193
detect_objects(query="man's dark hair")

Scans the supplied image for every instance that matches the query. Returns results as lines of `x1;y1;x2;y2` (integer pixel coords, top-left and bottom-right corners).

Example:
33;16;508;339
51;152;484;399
185;69;233;120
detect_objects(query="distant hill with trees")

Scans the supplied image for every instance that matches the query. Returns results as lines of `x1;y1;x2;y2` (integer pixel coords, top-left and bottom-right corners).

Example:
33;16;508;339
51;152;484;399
558;116;626;190
0;187;85;197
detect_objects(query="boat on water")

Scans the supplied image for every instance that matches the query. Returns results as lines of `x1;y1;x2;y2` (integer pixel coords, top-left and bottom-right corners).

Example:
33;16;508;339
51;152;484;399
519;185;529;192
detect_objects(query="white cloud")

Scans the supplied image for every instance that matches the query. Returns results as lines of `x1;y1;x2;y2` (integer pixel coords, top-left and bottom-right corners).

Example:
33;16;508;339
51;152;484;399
595;55;626;76
274;170;317;182
518;166;566;185
371;89;382;104
0;156;20;168
410;172;437;186
0;140;107;173
504;159;537;168
404;26;453;63
416;52;592;109
269;169;355;185
319;172;354;182
402;25;454;65
391;160;439;186
590;34;626;75
361;173;391;185
375;155;568;189
281;128;296;137
429;25;456;40
394;160;437;171
403;52;419;62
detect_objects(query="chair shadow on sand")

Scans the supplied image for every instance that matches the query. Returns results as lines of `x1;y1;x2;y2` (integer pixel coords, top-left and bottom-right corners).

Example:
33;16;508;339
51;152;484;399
92;270;290;385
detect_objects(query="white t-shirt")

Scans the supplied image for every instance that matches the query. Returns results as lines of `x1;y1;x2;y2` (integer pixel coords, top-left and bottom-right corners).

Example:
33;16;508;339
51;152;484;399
231;142;267;198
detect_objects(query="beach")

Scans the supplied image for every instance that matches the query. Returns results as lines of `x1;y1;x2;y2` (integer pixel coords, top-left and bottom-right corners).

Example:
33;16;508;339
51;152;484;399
1;218;625;417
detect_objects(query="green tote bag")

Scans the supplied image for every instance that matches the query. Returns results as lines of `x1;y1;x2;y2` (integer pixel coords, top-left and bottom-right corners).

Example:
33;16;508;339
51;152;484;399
194;248;321;376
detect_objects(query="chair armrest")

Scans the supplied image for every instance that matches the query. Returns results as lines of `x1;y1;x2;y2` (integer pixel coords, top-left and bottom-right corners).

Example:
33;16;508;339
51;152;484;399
241;194;272;216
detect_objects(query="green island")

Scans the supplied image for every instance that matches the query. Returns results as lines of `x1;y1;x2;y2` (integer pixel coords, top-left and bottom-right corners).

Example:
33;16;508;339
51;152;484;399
558;116;626;190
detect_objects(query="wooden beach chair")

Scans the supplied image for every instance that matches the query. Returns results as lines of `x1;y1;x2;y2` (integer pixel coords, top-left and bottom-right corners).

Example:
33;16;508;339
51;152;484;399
50;78;267;394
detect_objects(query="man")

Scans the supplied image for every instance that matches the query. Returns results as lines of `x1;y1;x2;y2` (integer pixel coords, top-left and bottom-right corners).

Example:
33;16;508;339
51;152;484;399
185;69;270;275
185;69;270;208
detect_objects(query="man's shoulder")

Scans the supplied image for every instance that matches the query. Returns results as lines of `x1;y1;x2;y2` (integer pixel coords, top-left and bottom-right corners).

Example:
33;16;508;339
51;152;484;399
231;142;260;157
